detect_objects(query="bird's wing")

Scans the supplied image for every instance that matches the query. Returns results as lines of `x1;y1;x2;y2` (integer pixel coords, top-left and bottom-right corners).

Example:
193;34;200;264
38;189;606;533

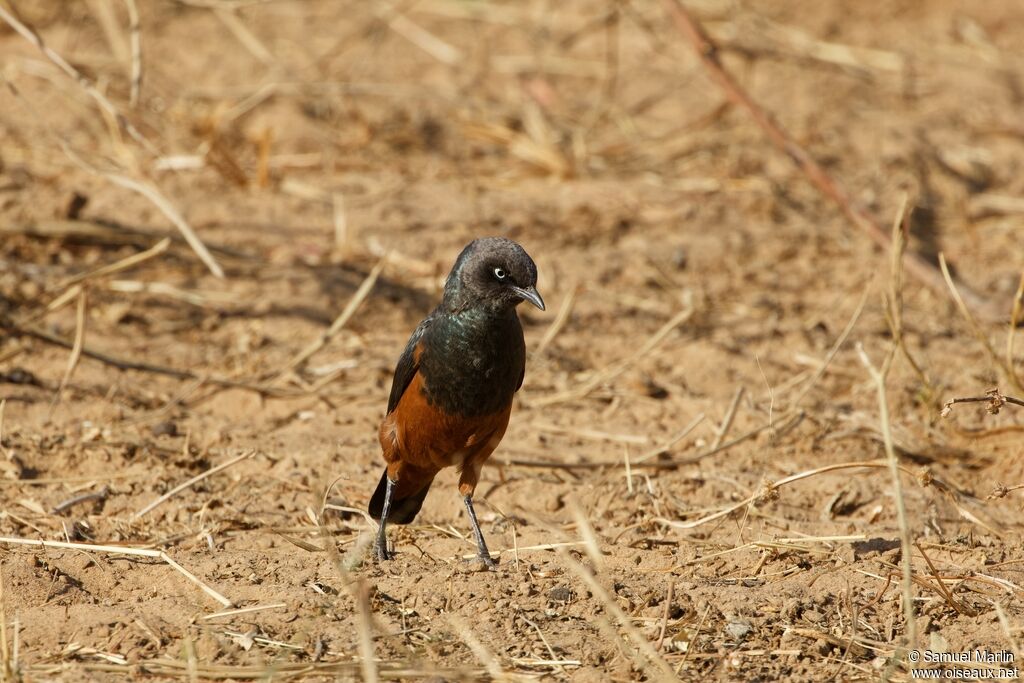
386;316;433;414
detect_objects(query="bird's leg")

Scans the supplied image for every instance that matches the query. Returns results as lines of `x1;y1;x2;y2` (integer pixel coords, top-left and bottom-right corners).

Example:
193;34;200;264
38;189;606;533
463;495;497;568
374;477;396;561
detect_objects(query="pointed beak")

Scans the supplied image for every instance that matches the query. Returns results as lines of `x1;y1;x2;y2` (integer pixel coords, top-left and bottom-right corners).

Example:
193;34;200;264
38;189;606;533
513;285;545;311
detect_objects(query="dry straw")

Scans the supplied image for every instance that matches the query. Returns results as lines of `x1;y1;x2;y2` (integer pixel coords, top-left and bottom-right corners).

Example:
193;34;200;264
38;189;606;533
0;538;232;607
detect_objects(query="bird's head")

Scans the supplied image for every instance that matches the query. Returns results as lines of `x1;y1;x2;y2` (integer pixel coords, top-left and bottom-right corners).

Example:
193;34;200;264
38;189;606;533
443;237;545;313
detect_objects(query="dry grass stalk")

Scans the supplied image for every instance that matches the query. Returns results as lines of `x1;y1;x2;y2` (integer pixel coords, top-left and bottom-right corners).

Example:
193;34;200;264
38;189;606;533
456;540;586;561
533;422;647;445
214;7;276;65
0;537;232;606
357;581;379;683
533;302;694;407
559;549;677;682
134;449;255;519
993;602;1024;664
633;412;706;463
268;256;387;380
1007;271;1024;387
4;78;223;278
88;0;129;63
0;561;19;682
0;5;157;155
518;613;574;674
107;280;236;308
447;614;514;682
534;283;578;357
57;238;170;292
124;0;143;107
676;410;802;465
939;253;1021;392
747;15;905;74
913;542;976;617
789;286;870;410
201;603;287;620
567;496;603;570
384;9;463;65
332;192;349;252
856;343;918;654
49;289;87;414
76;160;225;279
662;458;932;531
660;0;997;320
45;657;487;679
657;580;674;652
711;387;744;450
882;196;930;389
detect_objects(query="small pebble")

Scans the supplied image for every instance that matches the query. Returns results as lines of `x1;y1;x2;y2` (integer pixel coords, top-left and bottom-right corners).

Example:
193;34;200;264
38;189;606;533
547;586;572;602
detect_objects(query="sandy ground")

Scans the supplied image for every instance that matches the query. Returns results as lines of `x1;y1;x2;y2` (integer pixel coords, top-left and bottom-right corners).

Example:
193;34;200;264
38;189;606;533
2;0;1024;680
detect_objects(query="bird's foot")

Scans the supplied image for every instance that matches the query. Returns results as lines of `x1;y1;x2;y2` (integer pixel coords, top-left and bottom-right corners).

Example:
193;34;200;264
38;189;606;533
463;553;498;572
373;538;391;562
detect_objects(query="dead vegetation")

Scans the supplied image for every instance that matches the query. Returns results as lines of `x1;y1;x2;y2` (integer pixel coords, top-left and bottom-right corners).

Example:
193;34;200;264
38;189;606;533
1;0;1024;681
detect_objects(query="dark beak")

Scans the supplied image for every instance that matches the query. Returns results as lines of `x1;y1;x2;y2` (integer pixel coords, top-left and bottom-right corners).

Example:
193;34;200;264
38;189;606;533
513;285;545;311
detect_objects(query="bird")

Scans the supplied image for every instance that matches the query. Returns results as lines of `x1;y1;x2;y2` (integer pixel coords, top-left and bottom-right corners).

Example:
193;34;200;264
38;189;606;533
368;237;544;567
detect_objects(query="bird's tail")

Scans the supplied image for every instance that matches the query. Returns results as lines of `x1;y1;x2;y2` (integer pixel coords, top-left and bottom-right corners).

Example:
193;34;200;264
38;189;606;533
368;467;436;524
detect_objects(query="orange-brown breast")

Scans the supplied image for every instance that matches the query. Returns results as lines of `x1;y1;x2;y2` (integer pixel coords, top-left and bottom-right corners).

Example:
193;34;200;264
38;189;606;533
379;370;512;473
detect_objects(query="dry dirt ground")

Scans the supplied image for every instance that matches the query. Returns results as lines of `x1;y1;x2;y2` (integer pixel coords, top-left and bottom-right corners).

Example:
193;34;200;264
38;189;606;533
2;1;1024;681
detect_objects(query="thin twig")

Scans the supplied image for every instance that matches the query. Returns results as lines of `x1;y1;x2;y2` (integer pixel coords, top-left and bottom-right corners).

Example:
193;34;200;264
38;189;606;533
856;343;917;654
134;450;255;519
58;238;170;291
559;549;677;682
711;388;743;450
913;542;976;617
533;302;694;406
356;582;379;683
447;614;511;682
789;284;869;408
268;257;386;380
70;154;224;279
657;580;674;652
201;603;287;620
660;458;933;531
939;253;1021;392
633;413;705;463
0;537;231;606
49;289;87;414
941;388;1024;417
534;284;578;357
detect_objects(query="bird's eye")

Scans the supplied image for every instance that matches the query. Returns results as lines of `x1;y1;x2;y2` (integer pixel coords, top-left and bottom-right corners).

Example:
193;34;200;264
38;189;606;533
493;267;507;280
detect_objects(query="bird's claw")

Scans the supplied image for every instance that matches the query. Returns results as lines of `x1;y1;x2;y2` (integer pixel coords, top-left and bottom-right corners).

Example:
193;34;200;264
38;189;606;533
373;539;391;562
465;554;498;571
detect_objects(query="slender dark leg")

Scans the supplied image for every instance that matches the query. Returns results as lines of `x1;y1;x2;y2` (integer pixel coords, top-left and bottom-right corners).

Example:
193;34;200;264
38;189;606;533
374;478;396;561
463;495;497;567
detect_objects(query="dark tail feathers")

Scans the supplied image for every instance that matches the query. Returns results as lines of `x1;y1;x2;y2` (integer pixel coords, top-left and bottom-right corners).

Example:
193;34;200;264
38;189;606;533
368;469;434;524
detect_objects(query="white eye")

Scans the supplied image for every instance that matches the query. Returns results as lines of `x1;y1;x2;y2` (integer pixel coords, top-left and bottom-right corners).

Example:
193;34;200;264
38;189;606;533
493;267;507;280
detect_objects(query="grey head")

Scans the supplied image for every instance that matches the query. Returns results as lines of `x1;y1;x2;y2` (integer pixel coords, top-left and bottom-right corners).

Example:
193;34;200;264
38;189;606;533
442;237;545;314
